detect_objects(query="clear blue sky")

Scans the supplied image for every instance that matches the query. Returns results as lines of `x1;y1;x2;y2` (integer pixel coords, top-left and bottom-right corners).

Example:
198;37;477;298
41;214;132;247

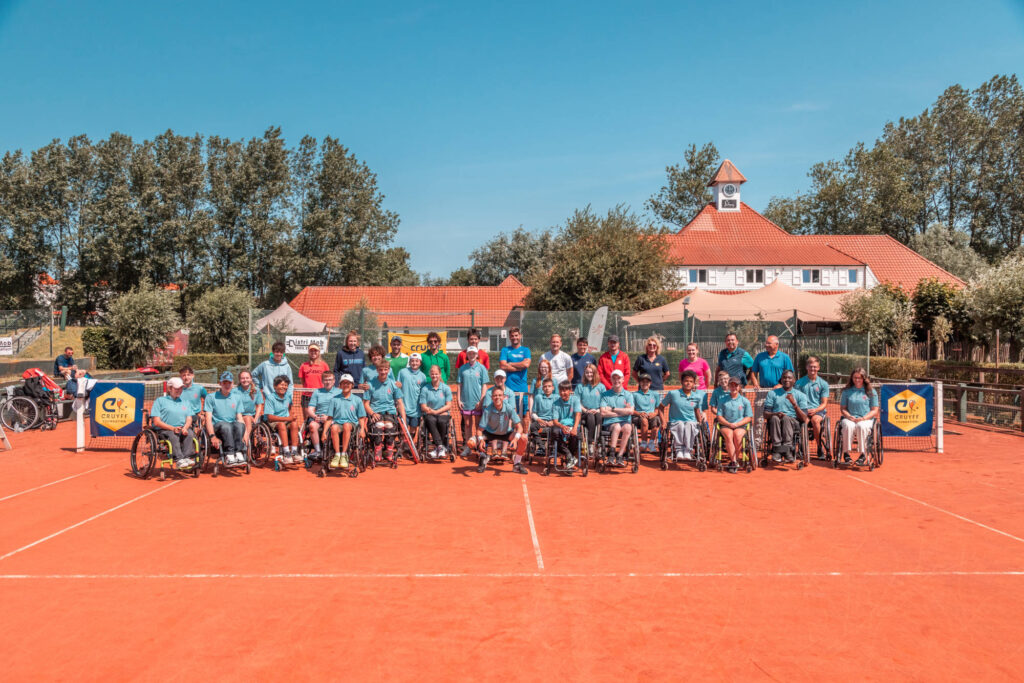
1;1;1022;277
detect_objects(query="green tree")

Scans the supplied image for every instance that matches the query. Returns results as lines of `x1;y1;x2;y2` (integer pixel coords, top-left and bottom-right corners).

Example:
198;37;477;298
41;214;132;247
105;280;182;367
839;286;913;355
526;206;678;310
447;227;555;286
186;285;253;353
911;277;970;337
908;224;987;281
965;254;1024;361
340;296;379;343
645;142;720;228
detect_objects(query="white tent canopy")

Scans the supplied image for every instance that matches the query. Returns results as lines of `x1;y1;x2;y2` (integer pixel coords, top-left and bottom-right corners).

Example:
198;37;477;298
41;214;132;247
253;302;328;334
624;281;847;326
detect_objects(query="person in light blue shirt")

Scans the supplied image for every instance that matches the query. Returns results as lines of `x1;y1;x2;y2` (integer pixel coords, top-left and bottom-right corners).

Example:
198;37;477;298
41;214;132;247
599;370;634;466
483;369;515;409
360;345;395;388
418;365;453;458
751;336;795;389
549;380;582;469
763;370;809;463
397;354;427;428
714;377;753;473
796;356;831;455
329;374;366;469
263;375;299;463
839;367;880;467
475;387;526;474
499;327;531;414
178;366;208;418
529;377;559;462
151;377;196;468
362;362;407;460
252;342;293;394
659;370;707;462
631;374;662;452
457;347;489;458
574;364;604;448
205;372;246;466
305;370;340;458
234;369;264;452
708;370;730;420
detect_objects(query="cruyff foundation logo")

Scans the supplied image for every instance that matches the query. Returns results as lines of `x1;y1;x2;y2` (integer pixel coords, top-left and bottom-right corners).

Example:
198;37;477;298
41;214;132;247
95;387;136;433
887;389;926;433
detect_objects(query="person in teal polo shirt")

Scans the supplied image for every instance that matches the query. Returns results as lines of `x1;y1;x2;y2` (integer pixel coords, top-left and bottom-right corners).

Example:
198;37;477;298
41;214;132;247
178;366;208;418
306;370;340;459
362;361;406;462
631;373;661;452
839;367;880;467
716;333;754;387
263;375;299;463
763;370;809;463
329;374;366;469
551;380;582;469
796;355;831;456
714;376;753;473
599;369;635;467
528;377;559;463
659;370;707;463
418;365;453;459
206;372;246;466
151;377;196;469
751;335;795;389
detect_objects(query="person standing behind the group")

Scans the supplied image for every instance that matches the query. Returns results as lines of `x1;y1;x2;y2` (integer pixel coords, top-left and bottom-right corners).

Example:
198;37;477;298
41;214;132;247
597;335;630;389
570;337;596;388
360;345;394;388
254;343;293;395
541;334;573;385
678;342;712;391
298;344;329;409
751;335;794;389
455;328;491;371
333;331;365;385
716;333;754;387
633;336;670;394
457;346;490;458
499;327;531;415
419;331;451;383
386;335;409;375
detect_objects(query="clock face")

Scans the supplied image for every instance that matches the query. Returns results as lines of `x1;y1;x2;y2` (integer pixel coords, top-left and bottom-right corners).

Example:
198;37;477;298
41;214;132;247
722;184;737;197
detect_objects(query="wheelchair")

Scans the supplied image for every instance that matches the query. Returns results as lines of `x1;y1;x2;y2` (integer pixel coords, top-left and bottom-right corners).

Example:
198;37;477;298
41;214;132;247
594;421;640;473
757;414;810;469
202;425;251;477
808;411;832;460
130;411;204;480
709;423;757;473
359;415;412;470
658;420;709;471
301;417;334;470
830;418;884;471
251;417;305;471
318;423;365;478
1;386;61;432
417;416;457;463
526;423;588;477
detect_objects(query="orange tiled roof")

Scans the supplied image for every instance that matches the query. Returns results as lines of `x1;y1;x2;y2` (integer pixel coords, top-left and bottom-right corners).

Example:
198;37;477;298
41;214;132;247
802;235;966;291
289;275;530;329
708;160;747;186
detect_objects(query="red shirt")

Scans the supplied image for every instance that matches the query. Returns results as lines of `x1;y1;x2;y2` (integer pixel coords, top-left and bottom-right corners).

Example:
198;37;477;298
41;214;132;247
299;360;330;389
598;351;631;389
455;349;490;370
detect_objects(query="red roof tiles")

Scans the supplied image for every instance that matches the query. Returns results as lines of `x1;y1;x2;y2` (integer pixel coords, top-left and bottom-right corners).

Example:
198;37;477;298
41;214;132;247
801;235;965;291
708;160;747;186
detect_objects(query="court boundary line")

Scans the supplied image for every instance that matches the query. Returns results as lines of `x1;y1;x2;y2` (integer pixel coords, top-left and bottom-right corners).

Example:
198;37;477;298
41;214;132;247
847;475;1024;545
0;481;179;562
0;464;112;503
0;570;1021;580
521;479;544;570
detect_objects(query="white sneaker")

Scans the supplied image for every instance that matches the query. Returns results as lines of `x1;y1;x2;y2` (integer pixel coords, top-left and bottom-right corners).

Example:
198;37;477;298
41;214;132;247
429;447;438;458
282;455;293;465
681;452;694;461
439;446;447;457
177;458;194;468
234;452;244;465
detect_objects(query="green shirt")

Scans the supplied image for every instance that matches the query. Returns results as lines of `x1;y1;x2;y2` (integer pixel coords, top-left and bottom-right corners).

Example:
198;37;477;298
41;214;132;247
419;349;451;383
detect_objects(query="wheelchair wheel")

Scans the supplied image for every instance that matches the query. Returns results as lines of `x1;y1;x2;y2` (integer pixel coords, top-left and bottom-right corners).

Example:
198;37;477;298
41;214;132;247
659;429;671;470
694;427;707;472
743;430;757;472
130;429;157;479
250;422;273;467
796;423;810;470
831;422;844;469
817;417;832;460
872;423;884;467
197;431;215;473
1;396;40;432
631;429;640;473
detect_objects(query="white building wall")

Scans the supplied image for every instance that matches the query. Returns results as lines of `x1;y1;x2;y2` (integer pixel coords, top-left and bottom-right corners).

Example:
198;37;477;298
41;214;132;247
676;266;870;291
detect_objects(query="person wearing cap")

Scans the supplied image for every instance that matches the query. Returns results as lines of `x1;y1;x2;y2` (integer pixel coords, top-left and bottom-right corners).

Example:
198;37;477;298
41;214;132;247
599;368;635;466
498;327;531;416
397;353;426;431
178;366;208;421
306;369;340;460
419;331;451;383
329;373;366;469
264;375;300;463
299;343;330;410
418;364;453;458
206;372;247;466
483;369;514;409
363;361;407;462
659;370;708;463
631;373;661;452
570;337;596;389
476;386;526;474
457;346;489;458
597;335;630;390
541;334;574;385
387;335;410;375
150;377;197;469
715;376;753;473
333;330;366;386
253;342;294;395
455;328;490;371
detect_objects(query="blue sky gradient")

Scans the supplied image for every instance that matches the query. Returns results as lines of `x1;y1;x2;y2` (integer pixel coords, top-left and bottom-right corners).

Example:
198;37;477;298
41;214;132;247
1;1;1022;276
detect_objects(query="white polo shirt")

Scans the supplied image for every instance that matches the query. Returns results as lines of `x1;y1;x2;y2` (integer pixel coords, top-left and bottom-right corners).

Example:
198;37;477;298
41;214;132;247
541;350;573;384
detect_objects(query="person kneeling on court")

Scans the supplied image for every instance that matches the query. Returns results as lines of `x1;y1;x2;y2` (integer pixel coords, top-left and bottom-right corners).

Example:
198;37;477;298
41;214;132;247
476;387;525;474
264;375;300;463
599;369;635;466
659;370;707;462
151;377;196;469
763;370;809;463
363;361;407;463
715;377;753;473
330;374;366;469
206;372;247;466
306;369;340;460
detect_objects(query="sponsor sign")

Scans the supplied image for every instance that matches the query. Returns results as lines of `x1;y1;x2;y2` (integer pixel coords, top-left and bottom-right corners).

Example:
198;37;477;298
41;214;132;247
0;337;12;355
285;336;328;354
89;382;145;437
880;383;933;437
387;332;447;356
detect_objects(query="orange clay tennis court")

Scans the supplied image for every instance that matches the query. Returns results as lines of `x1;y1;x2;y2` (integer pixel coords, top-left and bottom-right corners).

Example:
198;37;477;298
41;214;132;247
1;423;1022;680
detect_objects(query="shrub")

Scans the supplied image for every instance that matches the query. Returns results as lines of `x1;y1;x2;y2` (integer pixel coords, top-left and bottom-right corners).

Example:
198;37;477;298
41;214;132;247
186;286;253;353
81;327;114;370
171;354;249;374
106;281;182;368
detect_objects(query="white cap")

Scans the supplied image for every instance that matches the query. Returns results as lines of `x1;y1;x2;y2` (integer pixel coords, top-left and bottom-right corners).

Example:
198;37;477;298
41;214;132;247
494;369;507;378
409;353;422;360
610;369;624;378
466;346;479;354
339;374;354;384
167;377;184;389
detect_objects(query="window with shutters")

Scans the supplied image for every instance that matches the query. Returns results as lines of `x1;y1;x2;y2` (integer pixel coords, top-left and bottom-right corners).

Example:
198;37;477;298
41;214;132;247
848;269;858;283
688;269;708;284
802;269;820;284
745;269;764;284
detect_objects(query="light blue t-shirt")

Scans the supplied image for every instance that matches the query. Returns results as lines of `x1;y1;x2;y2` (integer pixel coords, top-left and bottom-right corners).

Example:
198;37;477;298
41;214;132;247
751;351;795;387
252;358;293;393
457;362;489;410
632;388;659;414
716;393;752;425
709;386;729;412
600;389;634;425
499;345;531;393
232;386;263;416
331;393;366;425
361;365;395;386
397;367;427;418
262;388;293;418
309;386;341;417
207;389;242;425
151;395;190;428
179;382;207;415
796;375;831;409
366;376;401;415
480;401;521;434
764;387;809;419
530;390;557;420
553;395;581;427
483;384;514;408
841;387;879;418
419;383;453;412
574;383;604;411
661;389;707;423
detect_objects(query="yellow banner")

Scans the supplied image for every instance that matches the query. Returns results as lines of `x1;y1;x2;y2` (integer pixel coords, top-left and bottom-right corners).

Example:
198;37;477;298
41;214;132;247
388;332;447;356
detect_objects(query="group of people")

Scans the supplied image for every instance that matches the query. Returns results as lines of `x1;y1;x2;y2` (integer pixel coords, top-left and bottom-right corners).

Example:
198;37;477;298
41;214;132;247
145;327;881;476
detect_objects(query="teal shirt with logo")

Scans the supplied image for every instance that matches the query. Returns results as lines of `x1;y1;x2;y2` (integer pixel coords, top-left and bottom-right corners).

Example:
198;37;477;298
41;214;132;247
600;389;634;425
366;376;401;415
232;387;263;416
632;388;659;414
661;389;707;423
419;383;453;412
152;395;190;428
331;393;366;425
309;387;341;417
530;390;557;420
841;387;878;418
398;367;427;418
716;393;752;425
208;390;241;425
262;388;293;418
574;383;604;411
764;388;809;418
796;375;831;409
457;362;489;410
179;383;207;415
553;395;581;427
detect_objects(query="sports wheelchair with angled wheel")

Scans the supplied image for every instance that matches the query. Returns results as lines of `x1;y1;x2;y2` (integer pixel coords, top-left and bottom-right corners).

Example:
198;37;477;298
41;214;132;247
710;423;756;473
318;423;365;478
526;423;588;477
808;412;832;460
594;422;640;473
758;414;810;469
830;418;883;471
658;420;709;471
417;416;457;463
130;411;204;480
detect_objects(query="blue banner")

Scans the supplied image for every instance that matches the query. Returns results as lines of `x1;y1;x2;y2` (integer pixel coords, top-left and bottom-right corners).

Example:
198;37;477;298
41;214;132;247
880;383;934;437
89;382;145;437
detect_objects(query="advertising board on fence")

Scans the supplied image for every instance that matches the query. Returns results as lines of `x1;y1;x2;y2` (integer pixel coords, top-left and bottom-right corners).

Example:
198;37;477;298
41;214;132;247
0;337;12;355
89;381;145;438
285;336;328;354
880;383;934;437
387;332;447;356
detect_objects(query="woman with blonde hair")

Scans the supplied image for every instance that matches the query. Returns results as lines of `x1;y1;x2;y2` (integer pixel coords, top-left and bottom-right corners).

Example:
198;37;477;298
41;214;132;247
633;336;669;394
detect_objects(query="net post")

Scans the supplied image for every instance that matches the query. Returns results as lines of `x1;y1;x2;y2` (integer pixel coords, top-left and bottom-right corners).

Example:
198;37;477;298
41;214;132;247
935;380;943;454
75;402;85;453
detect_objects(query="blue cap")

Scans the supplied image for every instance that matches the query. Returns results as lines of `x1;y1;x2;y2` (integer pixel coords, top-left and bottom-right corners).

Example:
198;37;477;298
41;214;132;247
220;371;234;383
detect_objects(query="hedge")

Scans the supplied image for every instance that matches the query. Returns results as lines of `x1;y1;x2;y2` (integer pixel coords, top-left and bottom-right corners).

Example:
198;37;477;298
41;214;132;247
172;354;249;373
81;327;114;370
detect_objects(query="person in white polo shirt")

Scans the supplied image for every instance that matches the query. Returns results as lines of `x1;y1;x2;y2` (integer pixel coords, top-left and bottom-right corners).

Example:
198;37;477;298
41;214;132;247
541;333;574;386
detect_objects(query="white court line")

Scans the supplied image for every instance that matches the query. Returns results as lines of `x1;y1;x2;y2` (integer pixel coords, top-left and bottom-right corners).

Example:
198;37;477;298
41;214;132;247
521;479;544;571
848;475;1024;544
0;464;111;503
0;570;1021;580
0;481;179;562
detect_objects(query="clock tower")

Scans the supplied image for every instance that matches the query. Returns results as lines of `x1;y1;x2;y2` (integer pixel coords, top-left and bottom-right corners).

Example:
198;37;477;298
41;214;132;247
708;159;746;212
